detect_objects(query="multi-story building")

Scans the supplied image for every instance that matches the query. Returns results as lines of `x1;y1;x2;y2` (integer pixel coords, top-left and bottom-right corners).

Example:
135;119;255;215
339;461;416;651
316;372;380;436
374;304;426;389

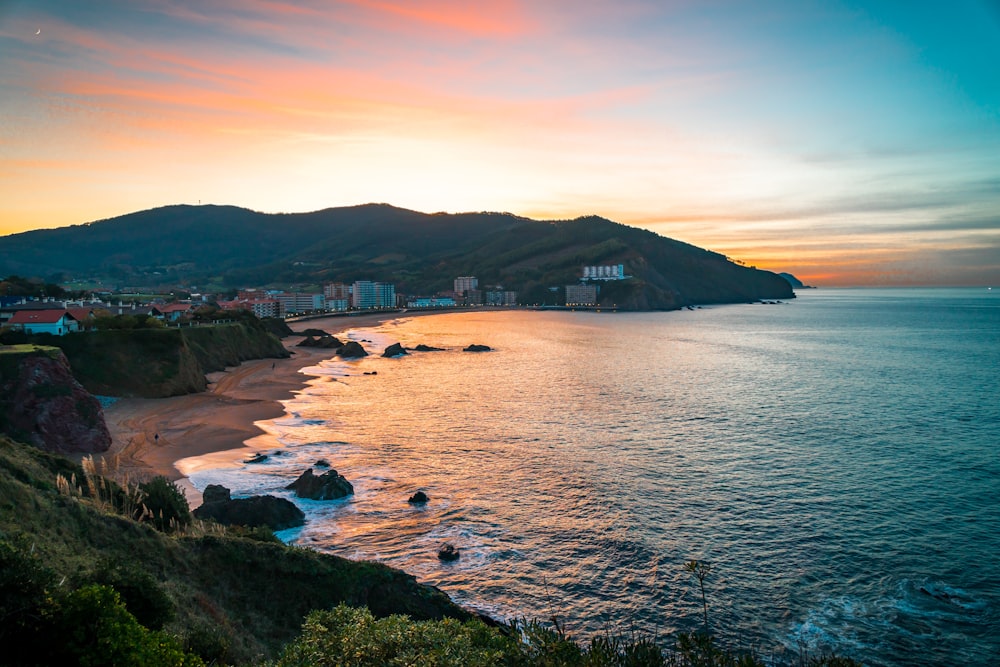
352;281;395;309
323;282;351;301
378;282;397;309
218;298;285;319
326;298;349;312
407;297;457;308
485;290;518;306
465;289;483;306
582;264;626;280
454;276;478;294
246;299;284;319
565;284;599;306
274;292;325;315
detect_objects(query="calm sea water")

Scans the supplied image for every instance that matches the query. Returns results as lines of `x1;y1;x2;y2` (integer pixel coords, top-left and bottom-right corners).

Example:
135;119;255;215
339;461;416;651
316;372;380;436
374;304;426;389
187;288;1000;665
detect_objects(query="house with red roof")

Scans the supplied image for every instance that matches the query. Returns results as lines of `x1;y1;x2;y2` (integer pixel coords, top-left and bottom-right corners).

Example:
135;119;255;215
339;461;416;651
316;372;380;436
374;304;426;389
7;309;79;336
151;302;195;322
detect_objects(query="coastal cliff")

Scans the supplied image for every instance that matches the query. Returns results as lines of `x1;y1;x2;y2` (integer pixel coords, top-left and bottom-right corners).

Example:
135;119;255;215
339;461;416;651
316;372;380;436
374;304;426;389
24;322;289;398
0;345;111;454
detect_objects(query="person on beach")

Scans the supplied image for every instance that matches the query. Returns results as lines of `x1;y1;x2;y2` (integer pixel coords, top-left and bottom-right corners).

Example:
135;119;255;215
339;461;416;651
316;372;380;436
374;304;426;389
154;433;159;443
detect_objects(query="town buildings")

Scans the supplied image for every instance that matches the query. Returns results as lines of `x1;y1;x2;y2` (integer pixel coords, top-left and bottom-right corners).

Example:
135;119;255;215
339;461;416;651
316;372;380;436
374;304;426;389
351;281;395;310
565;284;599;306
582;264;626;280
453;276;478;294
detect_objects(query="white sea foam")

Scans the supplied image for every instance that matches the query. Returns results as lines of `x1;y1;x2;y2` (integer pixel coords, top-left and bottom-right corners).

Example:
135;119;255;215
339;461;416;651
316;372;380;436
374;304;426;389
185;291;1000;665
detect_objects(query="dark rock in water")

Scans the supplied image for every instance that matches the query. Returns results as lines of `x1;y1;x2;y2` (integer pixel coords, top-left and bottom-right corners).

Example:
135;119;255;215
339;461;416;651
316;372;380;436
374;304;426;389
408;490;429;504
338;341;368;358
315;459;331;468
438;543;460;561
413;344;445;352
297;334;344;349
193;494;304;530
202;484;231;504
464;344;491;352
382;342;408;357
920;586;961;604
363;371;378;375
286;468;354;500
245;452;268;464
299;328;331;337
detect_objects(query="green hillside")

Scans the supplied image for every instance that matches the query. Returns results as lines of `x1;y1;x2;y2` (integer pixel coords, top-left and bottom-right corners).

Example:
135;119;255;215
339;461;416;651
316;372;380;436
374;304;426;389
0;204;792;308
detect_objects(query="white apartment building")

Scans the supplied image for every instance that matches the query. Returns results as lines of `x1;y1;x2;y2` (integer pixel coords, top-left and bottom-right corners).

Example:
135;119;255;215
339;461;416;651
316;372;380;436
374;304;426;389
565;284;598;306
582;264;626;280
454;276;478;294
275;292;326;314
485;290;518;306
352;281;395;309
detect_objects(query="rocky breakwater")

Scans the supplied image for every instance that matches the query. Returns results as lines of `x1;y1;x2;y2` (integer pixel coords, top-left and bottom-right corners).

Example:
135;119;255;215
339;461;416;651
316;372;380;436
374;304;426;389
0;345;111;455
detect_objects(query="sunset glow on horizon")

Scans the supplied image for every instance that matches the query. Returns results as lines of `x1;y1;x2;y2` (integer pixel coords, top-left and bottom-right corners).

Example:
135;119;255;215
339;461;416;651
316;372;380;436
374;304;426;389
2;1;998;286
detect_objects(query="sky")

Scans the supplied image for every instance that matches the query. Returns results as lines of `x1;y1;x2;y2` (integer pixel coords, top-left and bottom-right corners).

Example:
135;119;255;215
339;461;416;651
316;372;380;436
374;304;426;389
1;1;998;286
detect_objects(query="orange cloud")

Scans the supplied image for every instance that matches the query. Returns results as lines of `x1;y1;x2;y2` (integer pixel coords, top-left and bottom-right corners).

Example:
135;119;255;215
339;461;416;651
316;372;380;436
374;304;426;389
343;0;536;38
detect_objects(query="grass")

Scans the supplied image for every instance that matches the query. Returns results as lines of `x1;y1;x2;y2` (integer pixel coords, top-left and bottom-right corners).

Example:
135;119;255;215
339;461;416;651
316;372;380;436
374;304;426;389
0;435;468;664
0;435;862;666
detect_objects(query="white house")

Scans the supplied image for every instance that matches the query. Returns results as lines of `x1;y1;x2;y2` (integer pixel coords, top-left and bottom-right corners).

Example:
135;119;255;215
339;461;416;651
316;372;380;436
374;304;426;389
7;309;80;336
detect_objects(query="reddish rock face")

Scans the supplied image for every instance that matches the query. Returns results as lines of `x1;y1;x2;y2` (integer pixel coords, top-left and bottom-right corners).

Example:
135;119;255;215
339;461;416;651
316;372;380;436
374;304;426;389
1;351;112;454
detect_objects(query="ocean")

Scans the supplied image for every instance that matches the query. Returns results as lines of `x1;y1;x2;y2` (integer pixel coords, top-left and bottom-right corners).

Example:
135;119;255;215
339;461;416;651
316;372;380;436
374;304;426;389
184;288;1000;665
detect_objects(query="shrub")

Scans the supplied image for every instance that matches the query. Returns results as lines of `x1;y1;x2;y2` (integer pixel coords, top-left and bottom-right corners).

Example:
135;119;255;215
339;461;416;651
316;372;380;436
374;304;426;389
51;584;203;666
91;558;175;630
274;604;519;667
136;476;191;532
0;536;56;662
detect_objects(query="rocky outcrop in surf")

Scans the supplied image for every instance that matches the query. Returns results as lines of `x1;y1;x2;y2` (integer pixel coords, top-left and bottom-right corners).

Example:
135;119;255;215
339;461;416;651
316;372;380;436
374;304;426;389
286;468;354;500
192;486;305;530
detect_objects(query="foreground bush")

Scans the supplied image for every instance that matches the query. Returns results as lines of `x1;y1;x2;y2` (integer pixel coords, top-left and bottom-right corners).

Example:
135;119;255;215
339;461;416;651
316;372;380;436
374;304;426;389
274;604;862;667
136;475;191;532
274;605;516;667
52;585;203;666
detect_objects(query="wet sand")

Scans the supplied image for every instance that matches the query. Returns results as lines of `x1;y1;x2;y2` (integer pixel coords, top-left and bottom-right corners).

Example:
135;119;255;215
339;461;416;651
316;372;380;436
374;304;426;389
98;312;403;502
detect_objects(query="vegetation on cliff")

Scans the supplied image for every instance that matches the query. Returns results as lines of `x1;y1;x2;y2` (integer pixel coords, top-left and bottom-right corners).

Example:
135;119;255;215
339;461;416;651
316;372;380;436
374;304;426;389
2;316;289;398
0;435;468;664
1;434;860;666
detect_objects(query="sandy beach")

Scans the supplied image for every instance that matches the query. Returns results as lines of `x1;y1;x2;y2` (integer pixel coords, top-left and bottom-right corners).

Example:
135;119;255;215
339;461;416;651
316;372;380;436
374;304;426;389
98;312;401;503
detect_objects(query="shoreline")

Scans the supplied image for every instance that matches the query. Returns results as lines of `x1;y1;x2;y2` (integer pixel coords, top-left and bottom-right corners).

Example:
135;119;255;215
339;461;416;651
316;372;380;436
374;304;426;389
98;312;409;504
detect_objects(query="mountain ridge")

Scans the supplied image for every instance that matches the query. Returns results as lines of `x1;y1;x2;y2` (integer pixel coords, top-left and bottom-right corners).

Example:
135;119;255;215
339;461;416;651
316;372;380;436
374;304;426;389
0;203;792;309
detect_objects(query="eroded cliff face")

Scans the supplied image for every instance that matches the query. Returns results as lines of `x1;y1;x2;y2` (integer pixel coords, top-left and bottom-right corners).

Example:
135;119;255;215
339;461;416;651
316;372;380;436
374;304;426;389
0;346;111;454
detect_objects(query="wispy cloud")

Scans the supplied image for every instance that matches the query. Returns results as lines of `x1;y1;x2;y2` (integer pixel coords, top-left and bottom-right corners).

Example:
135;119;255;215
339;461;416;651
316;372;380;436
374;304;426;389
1;0;998;285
